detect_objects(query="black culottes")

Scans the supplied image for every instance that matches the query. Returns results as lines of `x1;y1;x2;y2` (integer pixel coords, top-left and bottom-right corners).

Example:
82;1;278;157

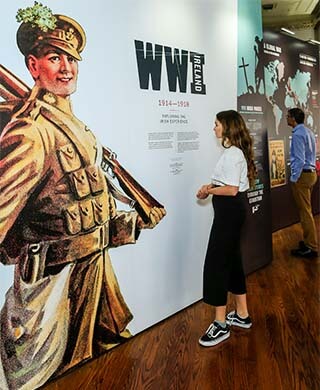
203;192;247;306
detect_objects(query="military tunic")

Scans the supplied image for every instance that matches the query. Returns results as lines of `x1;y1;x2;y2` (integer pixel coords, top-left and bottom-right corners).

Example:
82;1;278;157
0;86;138;388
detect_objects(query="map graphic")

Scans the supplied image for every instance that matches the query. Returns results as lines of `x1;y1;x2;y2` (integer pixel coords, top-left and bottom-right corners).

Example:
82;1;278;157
265;59;313;135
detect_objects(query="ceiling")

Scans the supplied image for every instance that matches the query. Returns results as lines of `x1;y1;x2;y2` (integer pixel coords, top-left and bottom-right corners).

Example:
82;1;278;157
261;0;320;30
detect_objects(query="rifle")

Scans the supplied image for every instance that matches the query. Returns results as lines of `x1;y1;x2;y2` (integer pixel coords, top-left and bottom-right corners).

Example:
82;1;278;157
0;64;164;224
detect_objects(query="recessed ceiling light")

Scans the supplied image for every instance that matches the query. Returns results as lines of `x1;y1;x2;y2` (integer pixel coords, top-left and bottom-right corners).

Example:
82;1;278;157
280;27;295;35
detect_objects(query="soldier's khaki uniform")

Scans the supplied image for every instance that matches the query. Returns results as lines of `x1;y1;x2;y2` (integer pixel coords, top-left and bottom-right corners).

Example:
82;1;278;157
0;86;138;388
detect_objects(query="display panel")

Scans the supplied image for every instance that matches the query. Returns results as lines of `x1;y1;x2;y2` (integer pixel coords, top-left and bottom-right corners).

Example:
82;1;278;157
237;0;272;273
263;28;320;230
0;1;237;388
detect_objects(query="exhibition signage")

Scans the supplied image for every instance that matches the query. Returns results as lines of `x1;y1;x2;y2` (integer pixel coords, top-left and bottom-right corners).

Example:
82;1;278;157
0;1;237;388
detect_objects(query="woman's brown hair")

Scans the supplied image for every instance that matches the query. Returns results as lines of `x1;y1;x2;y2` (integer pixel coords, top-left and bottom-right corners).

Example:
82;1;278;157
216;110;256;188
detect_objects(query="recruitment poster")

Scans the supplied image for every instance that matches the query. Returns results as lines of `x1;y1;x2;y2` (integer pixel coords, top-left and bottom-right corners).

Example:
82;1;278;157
268;139;286;188
0;0;237;388
263;28;320;230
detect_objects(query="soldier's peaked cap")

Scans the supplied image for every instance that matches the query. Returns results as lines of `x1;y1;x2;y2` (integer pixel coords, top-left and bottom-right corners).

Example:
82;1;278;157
17;15;86;61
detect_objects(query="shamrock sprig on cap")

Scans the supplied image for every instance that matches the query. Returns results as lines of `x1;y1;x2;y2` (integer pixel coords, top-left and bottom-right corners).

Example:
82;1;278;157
16;1;57;32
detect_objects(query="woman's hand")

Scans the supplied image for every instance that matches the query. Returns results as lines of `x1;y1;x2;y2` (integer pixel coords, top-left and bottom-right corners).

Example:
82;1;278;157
196;184;210;199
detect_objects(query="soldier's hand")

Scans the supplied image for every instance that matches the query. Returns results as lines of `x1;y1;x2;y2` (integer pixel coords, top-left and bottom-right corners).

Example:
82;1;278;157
137;207;166;229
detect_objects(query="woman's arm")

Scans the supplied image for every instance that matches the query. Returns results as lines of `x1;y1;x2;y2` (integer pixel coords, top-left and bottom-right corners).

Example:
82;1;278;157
196;183;239;199
207;184;239;196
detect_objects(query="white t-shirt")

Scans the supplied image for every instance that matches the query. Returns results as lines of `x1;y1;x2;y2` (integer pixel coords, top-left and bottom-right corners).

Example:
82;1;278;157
211;145;249;192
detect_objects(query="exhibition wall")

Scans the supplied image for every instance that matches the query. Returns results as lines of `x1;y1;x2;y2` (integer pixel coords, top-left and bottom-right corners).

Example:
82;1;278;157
0;1;241;389
0;0;281;388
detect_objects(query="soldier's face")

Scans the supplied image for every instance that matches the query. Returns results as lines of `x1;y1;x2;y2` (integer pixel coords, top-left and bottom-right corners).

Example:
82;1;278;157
28;48;78;97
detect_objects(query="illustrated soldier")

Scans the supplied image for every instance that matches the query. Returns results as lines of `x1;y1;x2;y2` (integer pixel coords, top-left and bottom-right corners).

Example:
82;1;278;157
254;35;265;94
0;3;166;389
270;149;278;180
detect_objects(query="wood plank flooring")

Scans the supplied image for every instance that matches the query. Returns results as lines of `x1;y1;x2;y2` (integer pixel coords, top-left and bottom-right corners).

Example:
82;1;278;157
43;215;320;390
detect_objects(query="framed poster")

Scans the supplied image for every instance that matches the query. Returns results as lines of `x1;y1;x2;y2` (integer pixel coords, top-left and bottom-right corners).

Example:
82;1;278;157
268;139;286;188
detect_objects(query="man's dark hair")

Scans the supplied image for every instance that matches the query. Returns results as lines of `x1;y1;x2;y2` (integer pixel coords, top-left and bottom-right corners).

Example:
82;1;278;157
288;107;305;124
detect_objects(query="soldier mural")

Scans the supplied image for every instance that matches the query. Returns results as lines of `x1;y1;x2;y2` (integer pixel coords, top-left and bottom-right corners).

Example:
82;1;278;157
0;3;166;389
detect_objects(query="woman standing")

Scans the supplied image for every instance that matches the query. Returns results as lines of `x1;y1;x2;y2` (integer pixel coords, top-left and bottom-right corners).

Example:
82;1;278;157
196;110;256;347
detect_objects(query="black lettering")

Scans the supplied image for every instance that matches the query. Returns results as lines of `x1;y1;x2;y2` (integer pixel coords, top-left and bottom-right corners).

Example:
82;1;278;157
135;40;163;90
164;47;188;93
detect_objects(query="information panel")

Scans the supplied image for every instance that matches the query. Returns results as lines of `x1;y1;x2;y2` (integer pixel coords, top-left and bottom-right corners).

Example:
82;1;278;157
263;28;320;231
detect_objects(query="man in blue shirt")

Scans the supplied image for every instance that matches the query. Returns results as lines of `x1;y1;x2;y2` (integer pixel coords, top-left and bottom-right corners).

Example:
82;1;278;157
287;107;318;258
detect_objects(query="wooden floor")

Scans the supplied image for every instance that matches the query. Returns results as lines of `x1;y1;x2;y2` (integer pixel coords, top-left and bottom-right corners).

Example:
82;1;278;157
43;216;320;390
